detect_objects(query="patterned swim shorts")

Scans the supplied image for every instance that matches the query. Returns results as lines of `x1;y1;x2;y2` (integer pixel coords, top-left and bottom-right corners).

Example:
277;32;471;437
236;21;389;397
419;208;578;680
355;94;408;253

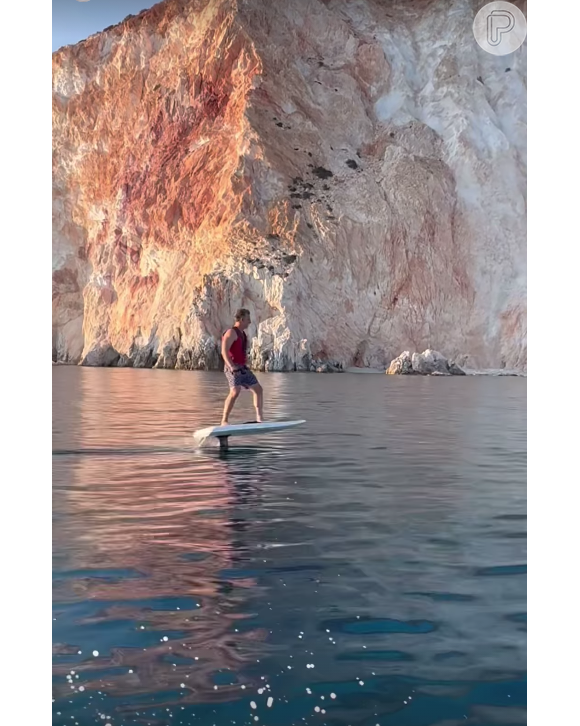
225;366;259;389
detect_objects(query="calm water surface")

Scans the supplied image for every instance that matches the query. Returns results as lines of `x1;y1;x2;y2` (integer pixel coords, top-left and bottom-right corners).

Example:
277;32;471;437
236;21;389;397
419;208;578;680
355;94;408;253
53;368;526;726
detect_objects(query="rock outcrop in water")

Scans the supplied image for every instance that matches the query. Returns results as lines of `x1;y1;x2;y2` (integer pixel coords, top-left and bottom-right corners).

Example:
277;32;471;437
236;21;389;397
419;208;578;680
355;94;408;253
386;349;466;375
52;0;527;371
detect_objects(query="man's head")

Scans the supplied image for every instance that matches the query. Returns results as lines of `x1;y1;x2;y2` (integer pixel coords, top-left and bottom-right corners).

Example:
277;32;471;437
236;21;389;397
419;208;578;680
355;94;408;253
234;308;251;330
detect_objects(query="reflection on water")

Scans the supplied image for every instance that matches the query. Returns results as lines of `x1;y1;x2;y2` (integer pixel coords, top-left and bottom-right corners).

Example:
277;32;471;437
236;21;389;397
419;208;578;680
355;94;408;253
53;368;526;726
53;453;263;701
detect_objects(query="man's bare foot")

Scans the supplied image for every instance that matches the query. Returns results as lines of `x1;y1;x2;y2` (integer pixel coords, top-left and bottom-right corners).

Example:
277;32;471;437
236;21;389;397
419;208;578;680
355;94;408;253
220;420;229;427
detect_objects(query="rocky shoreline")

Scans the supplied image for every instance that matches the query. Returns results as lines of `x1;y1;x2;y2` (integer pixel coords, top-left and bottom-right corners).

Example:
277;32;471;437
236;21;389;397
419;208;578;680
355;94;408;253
346;349;526;376
53;347;525;377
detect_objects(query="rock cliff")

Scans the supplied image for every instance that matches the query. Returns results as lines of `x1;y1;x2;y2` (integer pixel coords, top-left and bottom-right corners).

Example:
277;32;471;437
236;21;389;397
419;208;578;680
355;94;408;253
52;0;527;371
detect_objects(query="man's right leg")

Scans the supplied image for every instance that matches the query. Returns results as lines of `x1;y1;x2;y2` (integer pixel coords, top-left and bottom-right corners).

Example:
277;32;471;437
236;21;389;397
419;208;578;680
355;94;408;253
221;386;241;426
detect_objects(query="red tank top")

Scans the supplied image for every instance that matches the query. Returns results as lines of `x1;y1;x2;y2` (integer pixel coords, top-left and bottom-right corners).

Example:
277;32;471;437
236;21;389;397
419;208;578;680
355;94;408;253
225;327;247;366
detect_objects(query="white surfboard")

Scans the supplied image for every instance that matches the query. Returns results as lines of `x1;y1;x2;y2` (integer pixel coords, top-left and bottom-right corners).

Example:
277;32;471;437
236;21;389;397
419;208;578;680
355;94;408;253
193;420;305;447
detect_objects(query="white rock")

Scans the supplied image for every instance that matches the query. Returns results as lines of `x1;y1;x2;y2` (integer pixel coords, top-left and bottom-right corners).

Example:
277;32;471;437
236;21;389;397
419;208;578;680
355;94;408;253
411;349;449;375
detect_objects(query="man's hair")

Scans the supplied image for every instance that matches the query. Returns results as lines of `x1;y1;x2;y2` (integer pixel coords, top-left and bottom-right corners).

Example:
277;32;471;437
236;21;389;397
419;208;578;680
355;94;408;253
234;308;250;321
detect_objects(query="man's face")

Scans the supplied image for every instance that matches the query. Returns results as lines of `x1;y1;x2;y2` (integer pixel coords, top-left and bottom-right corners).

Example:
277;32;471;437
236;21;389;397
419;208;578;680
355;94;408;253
240;314;251;330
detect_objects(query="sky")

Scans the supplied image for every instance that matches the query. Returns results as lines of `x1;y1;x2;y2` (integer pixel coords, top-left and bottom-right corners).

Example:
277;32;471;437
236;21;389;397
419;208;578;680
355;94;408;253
53;0;160;52
0;0;159;88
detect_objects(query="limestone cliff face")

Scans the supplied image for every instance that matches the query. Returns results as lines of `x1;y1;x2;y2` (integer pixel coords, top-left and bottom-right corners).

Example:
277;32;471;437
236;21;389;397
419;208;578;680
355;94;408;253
52;0;527;371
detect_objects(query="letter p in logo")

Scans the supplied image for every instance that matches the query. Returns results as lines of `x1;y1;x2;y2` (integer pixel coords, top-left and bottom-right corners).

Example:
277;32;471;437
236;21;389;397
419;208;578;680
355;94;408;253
487;10;515;46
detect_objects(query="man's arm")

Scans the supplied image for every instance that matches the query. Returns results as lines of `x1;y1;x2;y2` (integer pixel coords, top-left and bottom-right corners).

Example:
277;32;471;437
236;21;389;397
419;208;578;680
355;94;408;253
221;329;236;371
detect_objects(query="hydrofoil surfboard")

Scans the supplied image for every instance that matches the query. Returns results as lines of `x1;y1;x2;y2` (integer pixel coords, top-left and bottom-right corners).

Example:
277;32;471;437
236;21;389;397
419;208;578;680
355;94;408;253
193;420;305;449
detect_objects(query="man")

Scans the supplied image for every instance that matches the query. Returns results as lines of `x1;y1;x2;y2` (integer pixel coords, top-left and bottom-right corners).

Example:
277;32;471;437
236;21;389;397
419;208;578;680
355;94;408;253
221;309;264;426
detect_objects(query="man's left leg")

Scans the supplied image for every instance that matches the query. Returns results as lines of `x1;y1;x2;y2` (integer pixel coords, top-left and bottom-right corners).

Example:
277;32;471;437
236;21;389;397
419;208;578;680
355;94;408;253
249;382;264;423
